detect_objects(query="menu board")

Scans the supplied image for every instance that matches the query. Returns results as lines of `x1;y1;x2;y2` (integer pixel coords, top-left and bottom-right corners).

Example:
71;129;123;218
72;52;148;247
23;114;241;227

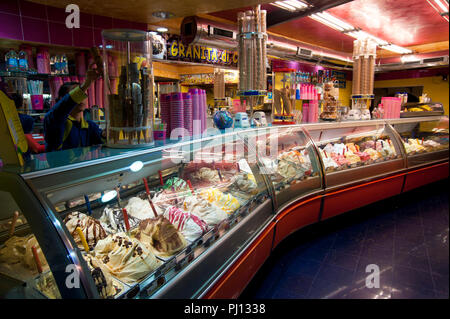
332;70;347;89
0;90;28;166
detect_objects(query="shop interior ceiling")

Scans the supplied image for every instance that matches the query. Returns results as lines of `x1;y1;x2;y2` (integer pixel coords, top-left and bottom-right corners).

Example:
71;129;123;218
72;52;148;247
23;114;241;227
207;0;449;60
29;0;449;68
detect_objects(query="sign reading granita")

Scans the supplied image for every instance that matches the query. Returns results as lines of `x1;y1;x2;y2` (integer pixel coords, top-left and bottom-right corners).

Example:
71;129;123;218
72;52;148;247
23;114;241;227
167;38;238;67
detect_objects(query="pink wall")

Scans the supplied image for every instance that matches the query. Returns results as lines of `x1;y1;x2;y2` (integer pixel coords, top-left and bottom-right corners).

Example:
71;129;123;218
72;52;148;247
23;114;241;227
0;0;147;48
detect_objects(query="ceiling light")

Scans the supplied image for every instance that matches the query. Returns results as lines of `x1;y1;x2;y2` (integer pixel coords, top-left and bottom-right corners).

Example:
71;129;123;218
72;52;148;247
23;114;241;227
317;12;354;30
310;11;355;32
426;0;449;22
273;1;297;11
152;11;174;19
285;0;308;9
309;11;411;54
434;0;449;12
347;30;389;46
366;35;389;46
272;0;308;12
310;13;345;31
401;54;421;63
156;27;168;33
380;44;413;54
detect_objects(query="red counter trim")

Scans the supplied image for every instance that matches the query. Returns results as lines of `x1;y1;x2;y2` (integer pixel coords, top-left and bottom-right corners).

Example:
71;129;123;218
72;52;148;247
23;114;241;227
323;172;407;197
203;222;276;299
276;194;323;221
403;162;449;192
273;196;322;249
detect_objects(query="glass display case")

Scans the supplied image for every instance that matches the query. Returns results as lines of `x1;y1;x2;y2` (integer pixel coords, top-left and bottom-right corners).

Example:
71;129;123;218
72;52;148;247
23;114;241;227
243;126;323;210
389;116;449;167
306;120;405;188
0;189;61;299
0;116;448;299
0;132;272;299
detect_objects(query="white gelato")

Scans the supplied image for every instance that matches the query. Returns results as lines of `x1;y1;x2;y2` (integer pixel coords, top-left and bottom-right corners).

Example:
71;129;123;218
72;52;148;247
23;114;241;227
164;206;209;242
376;139;396;157
125;197;155;220
182;196;229;226
319;149;338;170
231;173;258;194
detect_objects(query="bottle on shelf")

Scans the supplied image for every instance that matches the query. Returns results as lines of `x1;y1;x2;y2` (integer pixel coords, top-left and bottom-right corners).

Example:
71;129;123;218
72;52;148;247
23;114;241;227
18;50;29;72
36;47;50;74
5;49;19;72
50;55;56;74
55;55;62;74
61;54;68;74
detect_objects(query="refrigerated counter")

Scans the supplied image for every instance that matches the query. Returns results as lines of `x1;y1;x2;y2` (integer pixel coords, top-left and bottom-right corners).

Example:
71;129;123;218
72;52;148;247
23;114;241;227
0;116;448;299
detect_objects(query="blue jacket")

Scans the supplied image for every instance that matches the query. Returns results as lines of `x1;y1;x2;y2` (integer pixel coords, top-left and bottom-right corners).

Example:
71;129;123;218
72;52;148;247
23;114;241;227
44;86;103;152
18;113;34;134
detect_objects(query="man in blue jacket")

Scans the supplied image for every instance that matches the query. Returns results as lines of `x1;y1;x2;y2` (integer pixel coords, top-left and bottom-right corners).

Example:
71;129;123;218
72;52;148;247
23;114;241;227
44;64;104;152
11;93;34;134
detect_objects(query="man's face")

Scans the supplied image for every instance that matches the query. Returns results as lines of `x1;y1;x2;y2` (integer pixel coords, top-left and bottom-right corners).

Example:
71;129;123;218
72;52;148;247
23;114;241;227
78;98;88;111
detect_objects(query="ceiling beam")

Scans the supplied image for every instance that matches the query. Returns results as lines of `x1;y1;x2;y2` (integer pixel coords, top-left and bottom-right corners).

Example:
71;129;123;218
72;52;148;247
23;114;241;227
267;0;354;28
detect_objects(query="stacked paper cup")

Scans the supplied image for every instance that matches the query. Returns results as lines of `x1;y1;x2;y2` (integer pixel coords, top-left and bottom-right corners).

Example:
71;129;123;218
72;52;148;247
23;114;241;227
160;93;171;132
203;90;207;132
189;88;200;136
183;92;193;136
170;92;184;137
302;103;309;123
200;90;206;133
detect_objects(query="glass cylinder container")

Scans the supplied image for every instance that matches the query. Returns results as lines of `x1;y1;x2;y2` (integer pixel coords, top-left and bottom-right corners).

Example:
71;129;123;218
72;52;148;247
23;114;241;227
102;29;154;148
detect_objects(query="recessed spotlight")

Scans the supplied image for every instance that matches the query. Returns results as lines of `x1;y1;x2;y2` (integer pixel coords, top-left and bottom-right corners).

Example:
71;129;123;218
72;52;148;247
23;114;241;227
156;27;168;33
152;11;174;19
129;160;144;172
101;190;117;203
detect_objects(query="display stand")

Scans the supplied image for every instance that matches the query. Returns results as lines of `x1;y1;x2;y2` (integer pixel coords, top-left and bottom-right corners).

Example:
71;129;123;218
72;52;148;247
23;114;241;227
0;90;28;166
237;7;267;118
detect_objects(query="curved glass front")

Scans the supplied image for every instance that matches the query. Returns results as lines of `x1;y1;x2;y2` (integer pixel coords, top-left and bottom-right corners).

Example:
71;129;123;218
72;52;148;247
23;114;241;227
39;132;270;298
242;126;323;209
306;122;404;187
390;116;449;167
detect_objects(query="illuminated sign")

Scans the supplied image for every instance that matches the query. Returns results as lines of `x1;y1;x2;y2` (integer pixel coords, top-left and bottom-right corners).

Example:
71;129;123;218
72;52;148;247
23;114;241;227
168;39;238;67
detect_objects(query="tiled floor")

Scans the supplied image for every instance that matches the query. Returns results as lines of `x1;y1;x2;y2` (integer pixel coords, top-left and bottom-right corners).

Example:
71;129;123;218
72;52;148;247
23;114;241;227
239;179;449;299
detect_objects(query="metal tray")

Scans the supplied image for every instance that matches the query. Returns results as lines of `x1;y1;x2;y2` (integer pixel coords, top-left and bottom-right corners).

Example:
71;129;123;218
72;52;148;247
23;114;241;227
400;111;444;118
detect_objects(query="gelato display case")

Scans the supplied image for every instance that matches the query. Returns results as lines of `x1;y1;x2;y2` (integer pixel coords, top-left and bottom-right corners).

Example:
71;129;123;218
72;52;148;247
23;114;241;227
0;133;273;299
248;126;323;210
389;117;449;167
0;116;448;299
306;121;405;189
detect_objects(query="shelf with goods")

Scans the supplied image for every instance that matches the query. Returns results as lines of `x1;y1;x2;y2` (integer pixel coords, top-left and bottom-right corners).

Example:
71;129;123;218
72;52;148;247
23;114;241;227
180;82;238;87
1;42;105;113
